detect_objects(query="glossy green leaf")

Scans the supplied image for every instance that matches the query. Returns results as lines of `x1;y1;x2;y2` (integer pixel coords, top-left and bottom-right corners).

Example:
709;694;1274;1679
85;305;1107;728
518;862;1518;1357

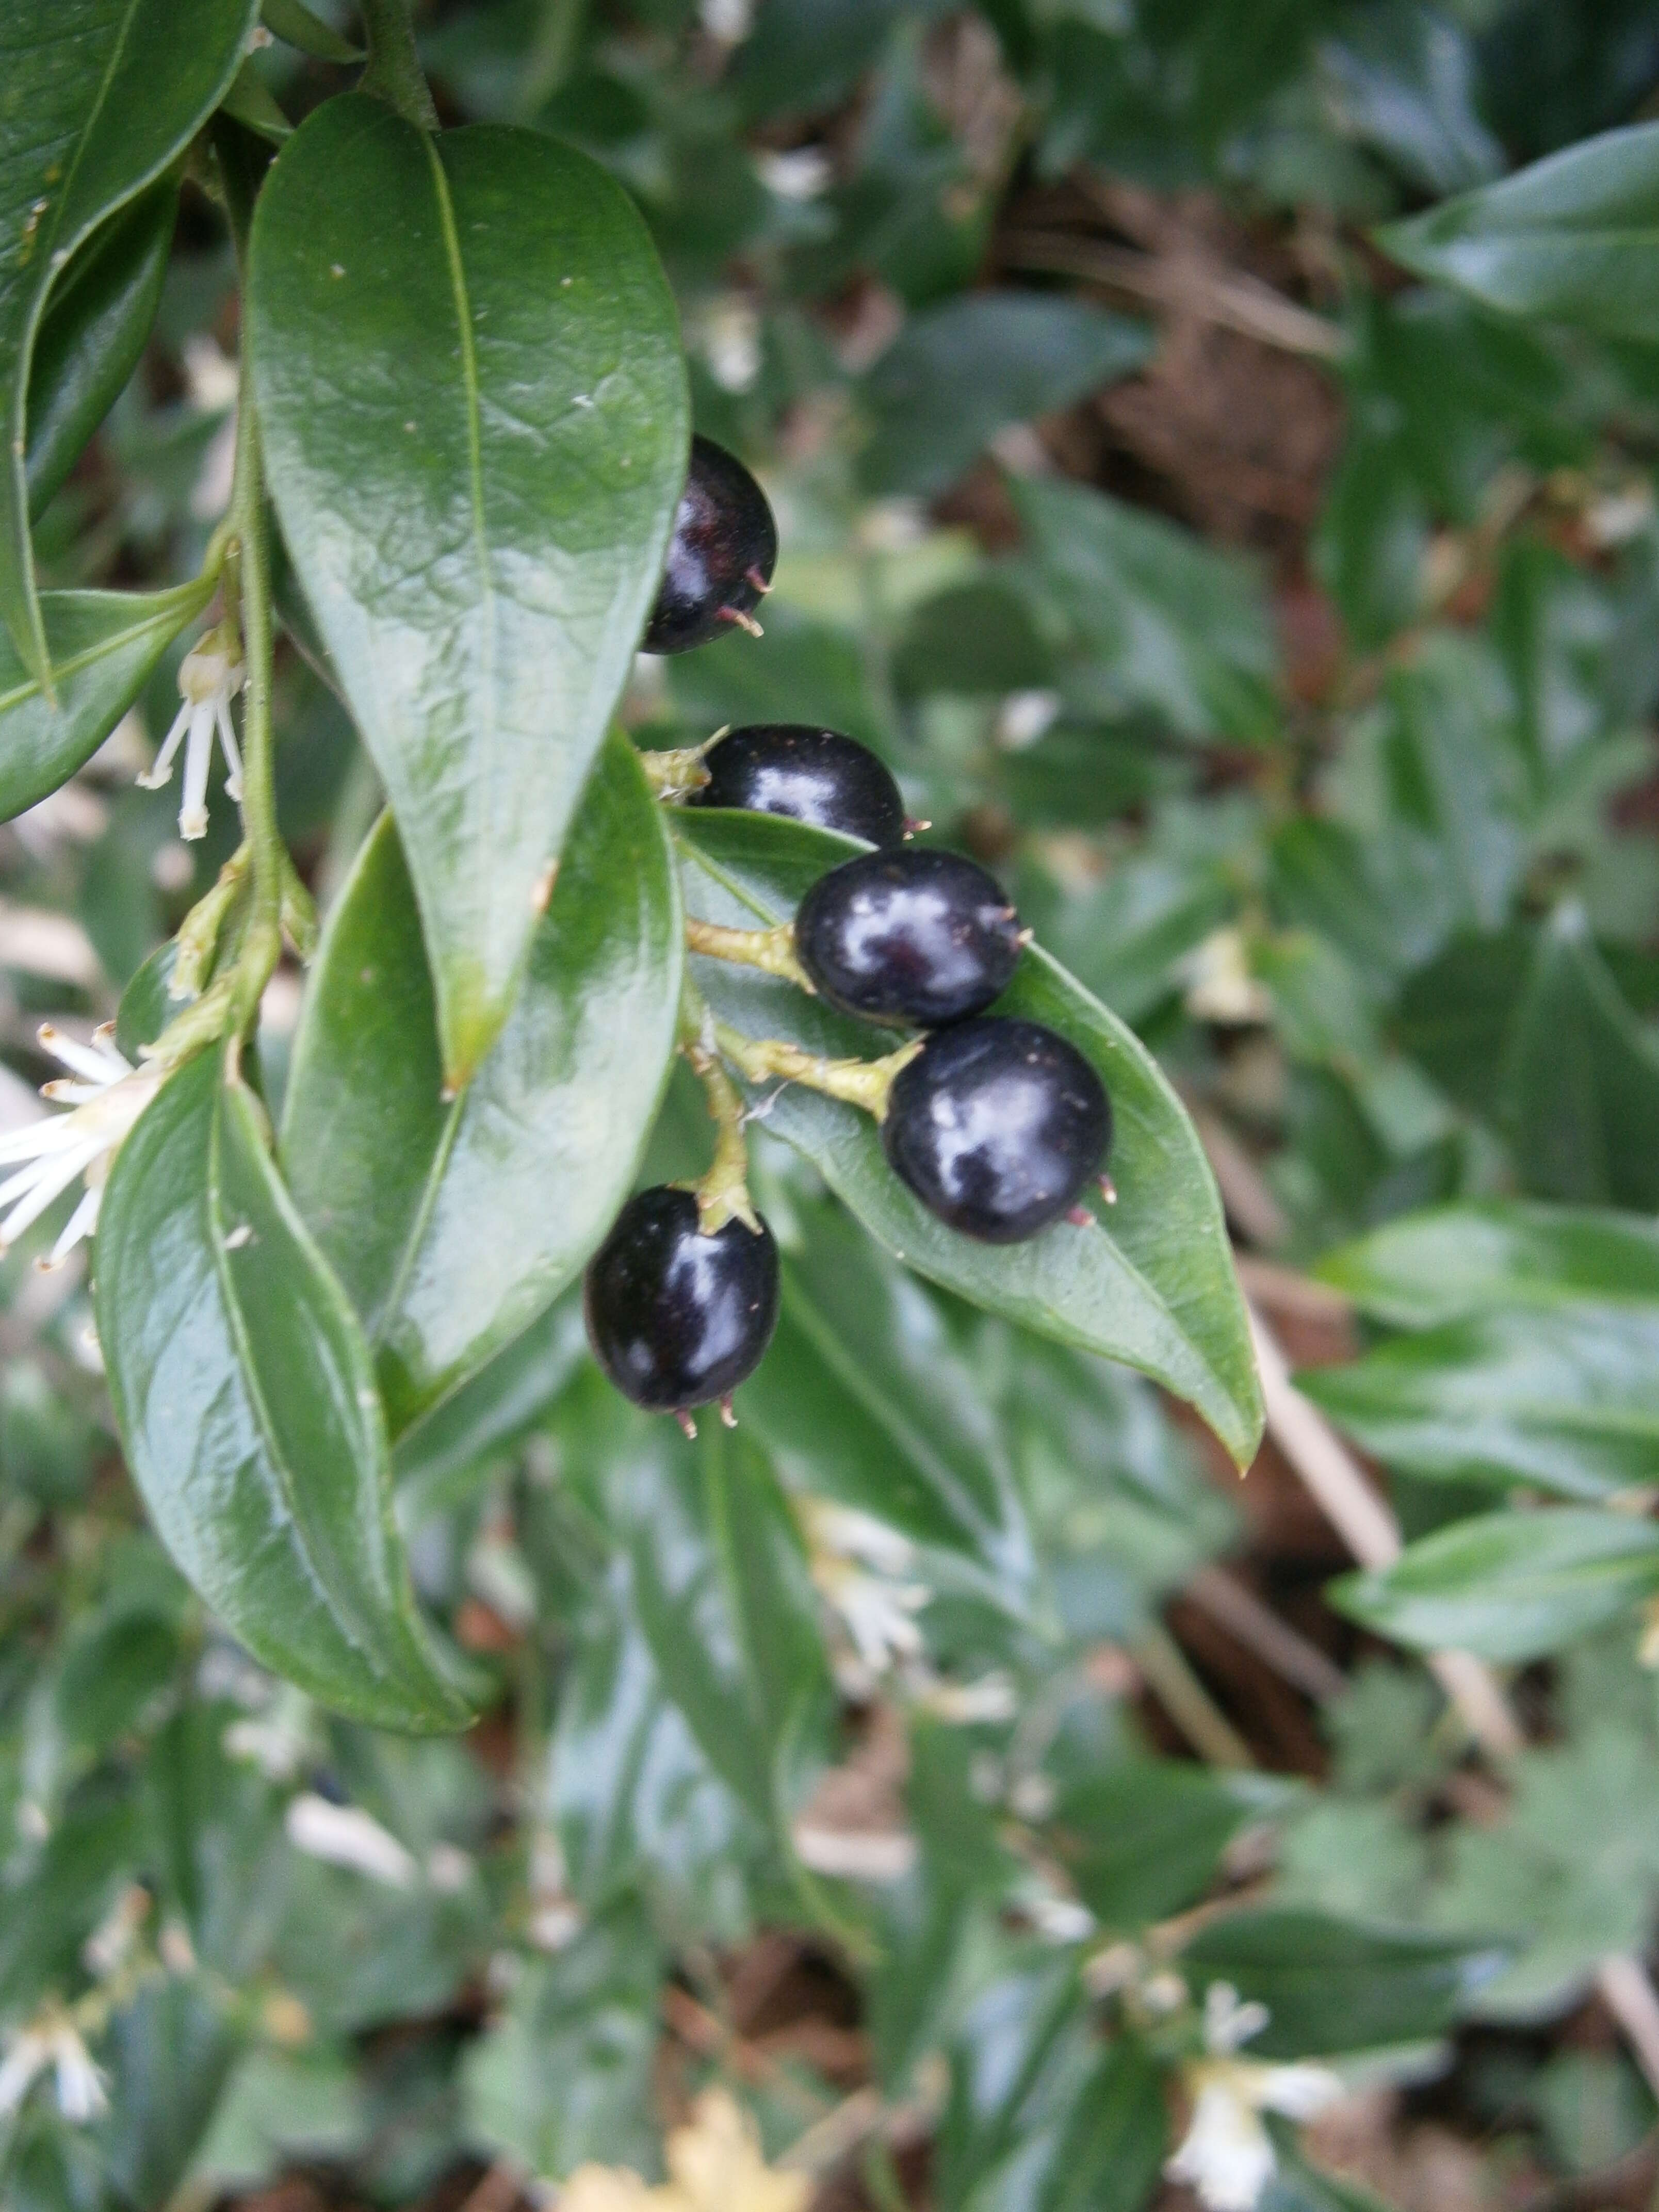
1321;7;1502;196
858;295;1153;497
0;0;255;689
1299;1305;1659;1500
1319;1200;1659;1327
1180;1910;1506;2057
1330;1508;1659;1664
673;809;1263;1469
95;1049;474;1732
1014;475;1278;746
553;1569;758;1914
283;737;681;1433
0;579;211;822
739;1196;1032;1585
606;1413;833;1826
1379;121;1659;341
261;0;362;61
26;181;175;517
248;95;688;1085
94;1976;239;2212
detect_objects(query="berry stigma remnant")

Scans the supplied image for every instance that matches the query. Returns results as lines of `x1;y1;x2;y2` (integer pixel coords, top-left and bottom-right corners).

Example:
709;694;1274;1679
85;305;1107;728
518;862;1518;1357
642;437;777;654
881;1016;1112;1242
691;724;906;847
795;849;1024;1027
583;1186;779;1422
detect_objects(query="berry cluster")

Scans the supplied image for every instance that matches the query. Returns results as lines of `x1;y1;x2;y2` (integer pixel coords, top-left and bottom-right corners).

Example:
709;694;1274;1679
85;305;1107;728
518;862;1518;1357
586;440;1112;1427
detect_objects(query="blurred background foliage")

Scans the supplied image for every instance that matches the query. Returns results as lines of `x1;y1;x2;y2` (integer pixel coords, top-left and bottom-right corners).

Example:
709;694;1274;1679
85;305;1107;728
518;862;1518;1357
10;0;1659;2205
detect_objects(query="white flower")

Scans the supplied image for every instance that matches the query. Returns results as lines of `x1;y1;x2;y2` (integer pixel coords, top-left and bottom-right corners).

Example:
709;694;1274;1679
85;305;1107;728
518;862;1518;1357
756;147;831;201
285;1793;417;1889
1164;1983;1344;2212
137;630;245;841
0;1026;161;1268
1178;928;1271;1026
0;2011;108;2125
802;1501;930;1676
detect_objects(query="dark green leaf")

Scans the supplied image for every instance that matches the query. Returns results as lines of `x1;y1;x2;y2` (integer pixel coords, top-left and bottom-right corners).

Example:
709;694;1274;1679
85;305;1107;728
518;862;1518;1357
1318;1199;1659;1327
1331;1508;1659;1663
1321;7;1502;196
0;580;212;822
1502;904;1659;1210
145;1702;289;1983
1040;2037;1168;2212
1180;1909;1507;2056
1049;1762;1295;1931
739;1195;1032;1584
0;0;255;689
859;296;1153;497
611;1413;833;1825
393;1298;587;1504
673;809;1263;1468
261;0;363;61
283;738;681;1433
96;1976;239;2212
937;1956;1085;2207
248;95;688;1084
95;1048;474;1730
1379;121;1659;340
1299;1304;1659;1499
1380;636;1527;934
26;181;175;517
1014;476;1278;746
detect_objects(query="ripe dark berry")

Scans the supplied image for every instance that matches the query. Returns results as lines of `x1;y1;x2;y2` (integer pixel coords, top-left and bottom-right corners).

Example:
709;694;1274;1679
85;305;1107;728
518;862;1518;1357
882;1017;1111;1244
642;436;777;654
584;1186;779;1412
692;723;906;847
795;849;1023;1028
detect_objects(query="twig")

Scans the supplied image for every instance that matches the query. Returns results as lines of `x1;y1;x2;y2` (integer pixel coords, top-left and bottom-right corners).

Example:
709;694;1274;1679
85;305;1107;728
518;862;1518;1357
1188;1103;1290;1250
1597;1955;1659;2106
1132;1621;1254;1769
998;231;1348;360
1184;1565;1349;1704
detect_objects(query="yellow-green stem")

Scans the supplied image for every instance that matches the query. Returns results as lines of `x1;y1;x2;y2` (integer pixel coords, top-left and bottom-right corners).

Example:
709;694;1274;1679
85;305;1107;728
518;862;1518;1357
676;987;760;1233
686;916;814;993
170;843;250;1001
712;1020;921;1123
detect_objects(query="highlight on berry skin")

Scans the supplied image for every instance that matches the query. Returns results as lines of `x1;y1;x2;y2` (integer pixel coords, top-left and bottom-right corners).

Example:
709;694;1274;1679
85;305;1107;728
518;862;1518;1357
641;436;777;655
582;1185;780;1427
881;1016;1113;1244
691;723;906;847
795;848;1025;1029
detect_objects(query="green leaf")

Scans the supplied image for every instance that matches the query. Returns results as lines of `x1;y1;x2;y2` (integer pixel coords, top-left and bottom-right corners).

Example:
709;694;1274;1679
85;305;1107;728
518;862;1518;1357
1180;1909;1506;2057
739;1195;1032;1585
1378;120;1659;341
0;579;212;822
1502;904;1659;1211
248;95;688;1085
937;1957;1086;2208
1319;1199;1659;1327
261;0;363;61
26;181;175;517
1013;475;1278;746
1380;635;1527;935
1299;1304;1659;1500
1330;1508;1659;1663
95;1976;239;2212
673;809;1263;1468
1048;1762;1296;1931
553;1568;758;1914
95;1048;475;1731
462;1906;662;2183
0;0;256;689
283;737;681;1433
1320;6;1502;197
609;1413;833;1826
858;295;1153;498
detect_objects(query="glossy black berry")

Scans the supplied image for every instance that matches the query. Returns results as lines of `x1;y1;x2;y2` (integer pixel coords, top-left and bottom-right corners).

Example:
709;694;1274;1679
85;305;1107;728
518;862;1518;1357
642;436;777;654
795;849;1022;1028
584;1186;779;1411
882;1017;1111;1243
692;723;906;847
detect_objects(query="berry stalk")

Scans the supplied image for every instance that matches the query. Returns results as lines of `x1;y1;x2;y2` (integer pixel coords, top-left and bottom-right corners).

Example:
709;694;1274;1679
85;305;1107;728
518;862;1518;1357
711;1019;921;1122
685;916;815;993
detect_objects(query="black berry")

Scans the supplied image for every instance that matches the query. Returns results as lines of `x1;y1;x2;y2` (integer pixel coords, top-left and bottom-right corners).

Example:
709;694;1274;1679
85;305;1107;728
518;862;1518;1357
642;436;777;654
795;849;1022;1028
692;723;906;847
882;1018;1111;1243
584;1186;779;1412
